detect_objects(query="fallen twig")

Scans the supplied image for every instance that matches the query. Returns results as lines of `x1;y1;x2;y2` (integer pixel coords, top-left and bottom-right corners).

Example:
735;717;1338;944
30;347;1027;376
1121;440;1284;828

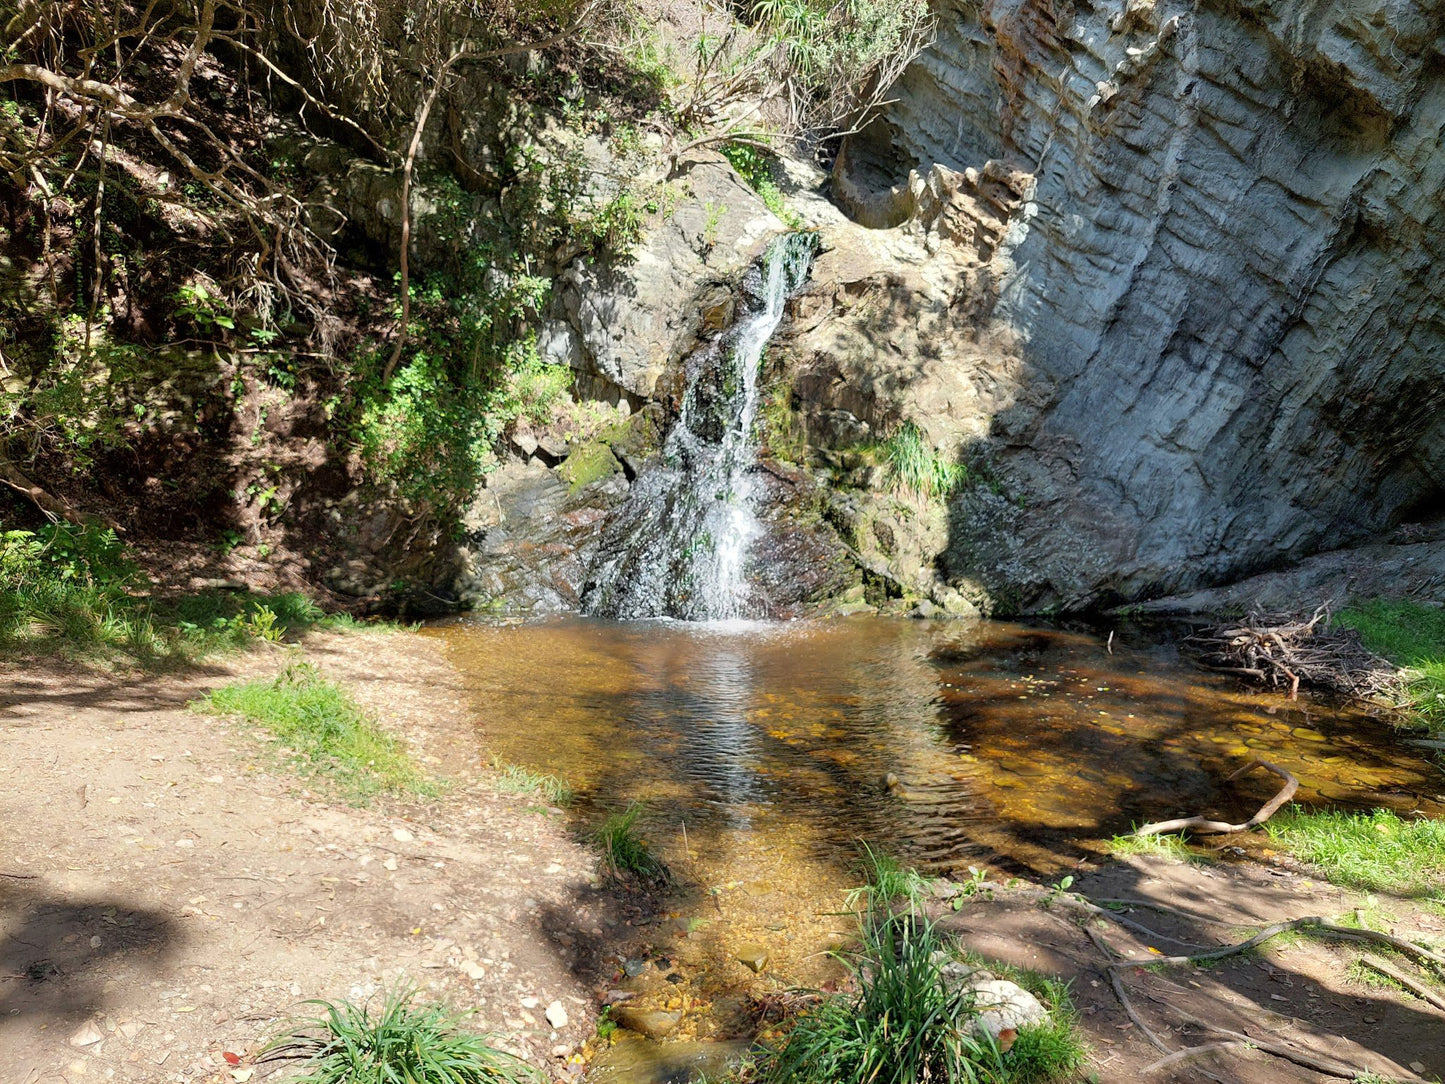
1134;758;1297;837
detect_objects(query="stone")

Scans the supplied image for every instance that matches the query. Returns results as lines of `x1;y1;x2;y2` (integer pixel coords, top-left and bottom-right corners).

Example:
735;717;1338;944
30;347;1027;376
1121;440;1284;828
391;828;414;843
735;943;769;973
612;1007;683;1040
545;1001;569;1029
960;978;1049;1046
69;1020;105;1047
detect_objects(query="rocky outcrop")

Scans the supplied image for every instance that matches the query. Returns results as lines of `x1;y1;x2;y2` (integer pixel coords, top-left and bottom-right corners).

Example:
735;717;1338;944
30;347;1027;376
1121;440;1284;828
825;0;1445;611
541;155;786;401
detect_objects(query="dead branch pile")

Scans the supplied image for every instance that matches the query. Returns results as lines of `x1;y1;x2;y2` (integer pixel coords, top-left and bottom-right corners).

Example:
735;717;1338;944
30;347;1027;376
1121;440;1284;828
1186;606;1397;699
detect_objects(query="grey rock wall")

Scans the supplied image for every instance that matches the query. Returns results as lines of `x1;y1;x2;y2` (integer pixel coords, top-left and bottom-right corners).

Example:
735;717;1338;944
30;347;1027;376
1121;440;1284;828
840;0;1445;609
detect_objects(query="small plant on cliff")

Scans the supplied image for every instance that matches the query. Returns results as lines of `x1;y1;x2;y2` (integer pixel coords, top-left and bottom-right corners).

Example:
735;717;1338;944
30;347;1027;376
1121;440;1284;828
880;422;964;500
265;986;539;1084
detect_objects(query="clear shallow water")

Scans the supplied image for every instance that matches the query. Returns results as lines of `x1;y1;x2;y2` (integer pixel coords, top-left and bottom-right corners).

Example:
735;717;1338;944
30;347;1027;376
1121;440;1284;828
431;615;1444;878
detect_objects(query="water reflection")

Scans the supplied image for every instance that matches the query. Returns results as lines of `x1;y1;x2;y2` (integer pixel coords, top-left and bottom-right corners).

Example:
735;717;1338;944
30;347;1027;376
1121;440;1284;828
430;615;1444;879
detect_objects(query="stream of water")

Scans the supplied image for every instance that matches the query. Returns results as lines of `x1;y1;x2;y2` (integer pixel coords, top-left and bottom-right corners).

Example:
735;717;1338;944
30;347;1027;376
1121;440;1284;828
583;233;816;620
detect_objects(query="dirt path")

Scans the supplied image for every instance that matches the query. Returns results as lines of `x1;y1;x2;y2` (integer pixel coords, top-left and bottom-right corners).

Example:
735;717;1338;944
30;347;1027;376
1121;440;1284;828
939;855;1445;1083
0;631;620;1084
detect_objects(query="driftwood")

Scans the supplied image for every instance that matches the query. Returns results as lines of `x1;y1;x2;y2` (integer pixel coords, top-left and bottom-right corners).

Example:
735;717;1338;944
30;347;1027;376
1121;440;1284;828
1134;758;1298;837
1187;606;1396;699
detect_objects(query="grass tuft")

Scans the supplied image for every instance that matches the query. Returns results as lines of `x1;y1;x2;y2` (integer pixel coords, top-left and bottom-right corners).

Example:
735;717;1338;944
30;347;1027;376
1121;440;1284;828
198;662;433;801
265;986;539;1084
877;422;963;501
1265;806;1445;899
762;911;1084;1084
847;843;932;910
591;802;670;884
491;758;573;806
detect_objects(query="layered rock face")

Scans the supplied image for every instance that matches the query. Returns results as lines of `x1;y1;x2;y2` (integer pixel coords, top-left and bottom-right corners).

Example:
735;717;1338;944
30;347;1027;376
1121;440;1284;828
835;0;1445;609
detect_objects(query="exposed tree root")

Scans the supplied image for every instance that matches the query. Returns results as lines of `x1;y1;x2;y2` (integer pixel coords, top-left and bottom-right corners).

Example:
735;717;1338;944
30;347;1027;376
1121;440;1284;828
0;458;122;532
1090;908;1442;1082
1087;898;1252;929
1134;758;1297;837
1358;957;1445;1013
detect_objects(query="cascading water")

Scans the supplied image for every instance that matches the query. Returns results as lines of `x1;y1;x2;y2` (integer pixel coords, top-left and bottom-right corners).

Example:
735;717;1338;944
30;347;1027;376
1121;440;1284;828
584;232;816;620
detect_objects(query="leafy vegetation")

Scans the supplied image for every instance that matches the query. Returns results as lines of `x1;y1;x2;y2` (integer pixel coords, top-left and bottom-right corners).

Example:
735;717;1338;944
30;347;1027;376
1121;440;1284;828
721;143;803;228
590;801;670;884
846;843;932;909
0;523;359;664
1265;806;1445;899
1335;600;1445;729
199;662;433;800
264;986;538;1084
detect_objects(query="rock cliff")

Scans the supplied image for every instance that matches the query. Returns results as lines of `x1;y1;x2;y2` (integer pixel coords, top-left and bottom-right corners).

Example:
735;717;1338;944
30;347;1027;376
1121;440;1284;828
823;0;1445;611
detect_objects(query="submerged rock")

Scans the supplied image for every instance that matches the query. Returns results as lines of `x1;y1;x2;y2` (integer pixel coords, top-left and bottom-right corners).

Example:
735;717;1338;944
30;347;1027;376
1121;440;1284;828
734;943;770;973
612;1007;684;1040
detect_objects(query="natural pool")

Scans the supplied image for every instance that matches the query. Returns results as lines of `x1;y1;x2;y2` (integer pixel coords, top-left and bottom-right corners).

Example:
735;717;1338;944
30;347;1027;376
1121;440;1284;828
427;615;1444;1049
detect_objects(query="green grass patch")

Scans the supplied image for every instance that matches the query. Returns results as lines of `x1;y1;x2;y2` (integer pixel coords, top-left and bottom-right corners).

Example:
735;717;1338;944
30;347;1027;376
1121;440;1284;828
591;802;670;884
491;757;573;806
0;522;385;665
1265;806;1445;899
199;663;433;801
762;911;1084;1084
877;422;964;501
1108;832;1212;864
265;986;539;1084
1336;600;1445;729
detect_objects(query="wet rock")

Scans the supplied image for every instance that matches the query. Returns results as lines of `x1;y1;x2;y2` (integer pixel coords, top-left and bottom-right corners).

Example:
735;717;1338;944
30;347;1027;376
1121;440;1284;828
622;958;648;978
821;0;1445;613
735;943;769;973
612;1007;683;1040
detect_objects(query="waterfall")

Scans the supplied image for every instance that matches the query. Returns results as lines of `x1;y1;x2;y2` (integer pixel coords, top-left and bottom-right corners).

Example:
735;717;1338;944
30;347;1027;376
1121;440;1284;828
584;232;816;621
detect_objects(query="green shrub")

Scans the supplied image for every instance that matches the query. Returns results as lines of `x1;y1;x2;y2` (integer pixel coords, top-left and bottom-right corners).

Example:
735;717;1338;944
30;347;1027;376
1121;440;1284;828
1265;807;1445;899
492;758;573;806
591;802;670;883
265;986;539;1084
199;663;433;799
765;912;1084;1084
